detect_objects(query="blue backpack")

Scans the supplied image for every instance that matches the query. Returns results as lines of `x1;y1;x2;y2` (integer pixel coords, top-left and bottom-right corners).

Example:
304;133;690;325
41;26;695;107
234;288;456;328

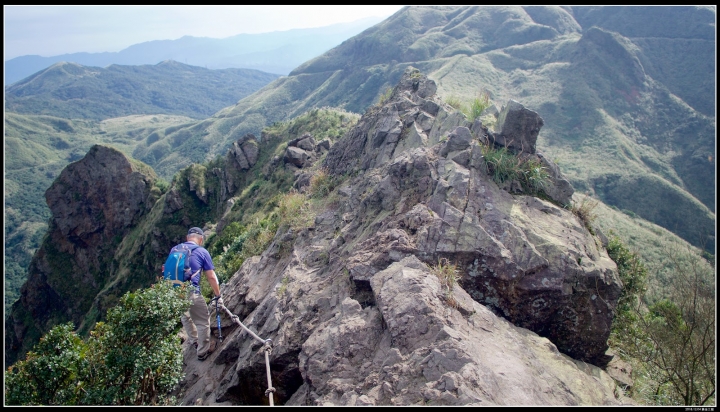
163;243;200;287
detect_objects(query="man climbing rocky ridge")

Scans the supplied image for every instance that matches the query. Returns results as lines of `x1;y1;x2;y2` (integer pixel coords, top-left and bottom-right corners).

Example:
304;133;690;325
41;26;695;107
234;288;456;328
6;68;628;405
177;67;625;405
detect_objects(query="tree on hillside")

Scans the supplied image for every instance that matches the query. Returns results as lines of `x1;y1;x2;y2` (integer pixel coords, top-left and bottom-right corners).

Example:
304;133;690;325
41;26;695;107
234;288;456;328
610;241;715;406
5;280;190;405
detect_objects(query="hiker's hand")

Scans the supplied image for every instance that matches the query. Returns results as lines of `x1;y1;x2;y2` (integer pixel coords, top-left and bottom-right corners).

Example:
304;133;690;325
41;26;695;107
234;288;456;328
213;296;225;309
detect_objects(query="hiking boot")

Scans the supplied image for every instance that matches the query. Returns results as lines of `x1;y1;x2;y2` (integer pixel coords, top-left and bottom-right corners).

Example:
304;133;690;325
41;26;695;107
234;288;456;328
197;339;217;361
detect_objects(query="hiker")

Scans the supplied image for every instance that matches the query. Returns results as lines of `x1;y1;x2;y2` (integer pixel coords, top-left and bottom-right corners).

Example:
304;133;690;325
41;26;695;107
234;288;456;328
170;226;223;361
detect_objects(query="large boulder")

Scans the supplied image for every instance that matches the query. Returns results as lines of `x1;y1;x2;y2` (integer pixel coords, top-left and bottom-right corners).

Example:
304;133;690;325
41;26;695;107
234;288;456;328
489;100;544;154
284;146;312;168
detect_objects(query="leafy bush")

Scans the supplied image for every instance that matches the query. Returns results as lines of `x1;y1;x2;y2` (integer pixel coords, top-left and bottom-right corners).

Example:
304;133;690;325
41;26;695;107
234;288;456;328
5;322;84;405
608;243;715;406
5;281;189;405
606;234;648;334
155;178;170;193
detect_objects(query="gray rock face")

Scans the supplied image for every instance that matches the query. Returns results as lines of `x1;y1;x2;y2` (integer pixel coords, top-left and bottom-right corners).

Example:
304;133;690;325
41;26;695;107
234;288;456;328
535;151;574;206
284;146;312;168
45;145;155;243
180;253;624;406
439;127;472;157
176;69;625;406
283;133;319;168
489;100;544;154
296;136;316;152
227;134;259;171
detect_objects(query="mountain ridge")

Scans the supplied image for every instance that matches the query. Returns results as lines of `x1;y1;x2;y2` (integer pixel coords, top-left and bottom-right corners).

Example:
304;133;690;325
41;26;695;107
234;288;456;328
4;16;385;85
133;5;714;251
5;60;280;120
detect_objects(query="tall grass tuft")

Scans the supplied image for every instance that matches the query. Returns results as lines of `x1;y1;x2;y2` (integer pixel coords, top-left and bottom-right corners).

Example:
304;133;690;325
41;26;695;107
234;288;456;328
481;144;550;196
467;91;491;122
571;195;599;234
482;145;520;183
431;257;460;307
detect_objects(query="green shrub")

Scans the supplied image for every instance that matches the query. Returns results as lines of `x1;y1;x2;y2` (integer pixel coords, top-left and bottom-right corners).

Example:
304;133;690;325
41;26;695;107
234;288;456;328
155;178;170;193
606;234;648;335
5;322;85;405
5;281;189;405
608;243;715;406
208;221;245;257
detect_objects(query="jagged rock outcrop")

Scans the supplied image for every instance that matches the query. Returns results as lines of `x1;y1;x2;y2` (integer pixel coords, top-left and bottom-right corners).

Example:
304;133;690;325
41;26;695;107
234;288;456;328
175;68;625;405
5;145;159;365
488;100;544;154
283;133;320;169
227;134;260;172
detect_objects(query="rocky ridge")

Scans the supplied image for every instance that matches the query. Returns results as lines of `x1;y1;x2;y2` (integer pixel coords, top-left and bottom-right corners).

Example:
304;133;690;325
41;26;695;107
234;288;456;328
5;68;629;405
176;68;626;405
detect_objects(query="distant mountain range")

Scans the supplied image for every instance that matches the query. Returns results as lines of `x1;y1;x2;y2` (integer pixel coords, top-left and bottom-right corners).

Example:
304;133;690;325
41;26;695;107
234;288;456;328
5;60;279;120
4;16;384;86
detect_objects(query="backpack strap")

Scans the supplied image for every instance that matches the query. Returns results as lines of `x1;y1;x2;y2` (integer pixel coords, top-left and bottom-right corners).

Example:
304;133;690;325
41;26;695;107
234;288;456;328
185;243;203;280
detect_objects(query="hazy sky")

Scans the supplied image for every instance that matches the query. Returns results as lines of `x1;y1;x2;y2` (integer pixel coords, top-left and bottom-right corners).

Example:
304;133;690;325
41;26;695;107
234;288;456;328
3;5;405;60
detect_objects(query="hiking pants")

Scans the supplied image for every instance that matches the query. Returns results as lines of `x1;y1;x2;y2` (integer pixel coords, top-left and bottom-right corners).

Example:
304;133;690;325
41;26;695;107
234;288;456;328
181;291;212;357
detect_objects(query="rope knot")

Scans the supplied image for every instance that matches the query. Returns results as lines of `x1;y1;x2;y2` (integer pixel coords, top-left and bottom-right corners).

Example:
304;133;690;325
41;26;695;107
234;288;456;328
265;387;276;396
